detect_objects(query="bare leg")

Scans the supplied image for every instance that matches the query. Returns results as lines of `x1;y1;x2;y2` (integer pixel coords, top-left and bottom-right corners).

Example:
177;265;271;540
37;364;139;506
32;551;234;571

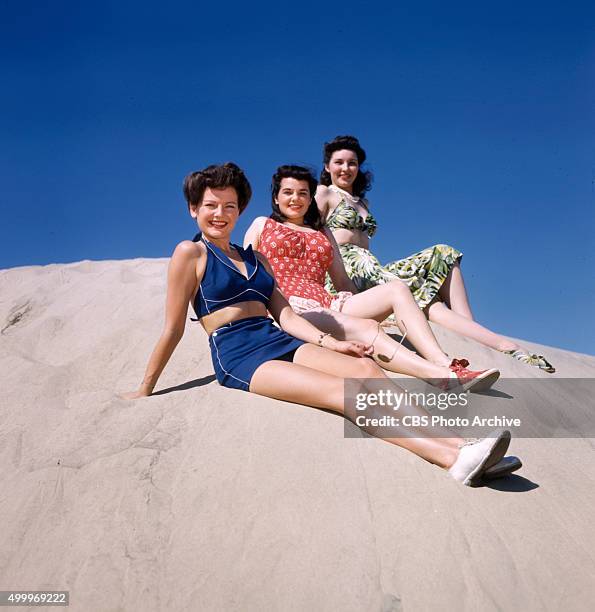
439;263;474;320
249;344;462;468
300;308;452;380
426;301;518;352
341;279;452;367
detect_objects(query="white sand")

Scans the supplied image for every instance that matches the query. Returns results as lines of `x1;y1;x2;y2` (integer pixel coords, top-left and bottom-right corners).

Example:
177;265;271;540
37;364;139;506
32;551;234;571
1;258;594;611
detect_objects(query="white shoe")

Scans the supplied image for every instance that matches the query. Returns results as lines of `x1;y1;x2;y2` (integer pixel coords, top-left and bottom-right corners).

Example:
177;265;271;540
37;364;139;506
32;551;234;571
449;430;511;486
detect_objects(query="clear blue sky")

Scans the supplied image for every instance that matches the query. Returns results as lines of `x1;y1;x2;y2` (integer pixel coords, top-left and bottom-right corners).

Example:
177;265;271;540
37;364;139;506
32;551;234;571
2;1;594;355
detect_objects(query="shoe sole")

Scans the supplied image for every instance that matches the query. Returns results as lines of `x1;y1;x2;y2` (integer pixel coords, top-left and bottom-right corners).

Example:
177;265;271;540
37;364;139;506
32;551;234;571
465;430;511;487
467;369;500;393
483;456;522;481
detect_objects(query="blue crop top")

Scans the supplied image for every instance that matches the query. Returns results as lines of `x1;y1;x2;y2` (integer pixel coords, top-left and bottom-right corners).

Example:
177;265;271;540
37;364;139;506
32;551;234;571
193;237;274;319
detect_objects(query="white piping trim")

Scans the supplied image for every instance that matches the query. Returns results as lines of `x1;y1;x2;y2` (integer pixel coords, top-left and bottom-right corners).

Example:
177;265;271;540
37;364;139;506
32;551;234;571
204;241;257;280
202;288;269;303
244;245;258;281
196;241;264;317
198;284;211;313
211;335;249;388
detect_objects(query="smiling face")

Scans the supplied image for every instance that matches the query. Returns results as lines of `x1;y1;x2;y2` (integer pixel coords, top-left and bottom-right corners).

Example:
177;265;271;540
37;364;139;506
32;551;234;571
325;149;359;192
190;186;240;240
276;177;312;224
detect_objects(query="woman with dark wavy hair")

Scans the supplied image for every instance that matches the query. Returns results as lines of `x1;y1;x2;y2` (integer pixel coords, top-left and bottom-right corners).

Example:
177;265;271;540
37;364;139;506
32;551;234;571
121;161;520;487
316;135;555;373
244;165;501;392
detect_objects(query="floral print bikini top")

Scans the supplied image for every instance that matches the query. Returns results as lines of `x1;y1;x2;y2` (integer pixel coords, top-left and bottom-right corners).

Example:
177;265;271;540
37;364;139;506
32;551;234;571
325;189;378;238
259;218;334;308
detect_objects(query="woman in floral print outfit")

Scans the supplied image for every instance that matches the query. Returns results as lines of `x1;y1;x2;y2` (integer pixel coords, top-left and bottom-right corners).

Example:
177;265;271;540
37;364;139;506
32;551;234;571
316;135;554;373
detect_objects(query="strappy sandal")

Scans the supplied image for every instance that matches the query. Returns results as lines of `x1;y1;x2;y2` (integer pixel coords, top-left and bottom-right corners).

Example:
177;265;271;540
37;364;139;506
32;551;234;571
503;349;555;373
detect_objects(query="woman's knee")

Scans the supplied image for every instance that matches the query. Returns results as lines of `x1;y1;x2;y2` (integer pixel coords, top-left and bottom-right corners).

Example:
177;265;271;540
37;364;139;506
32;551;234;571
356;317;379;339
426;301;448;323
388;278;412;299
358;357;385;378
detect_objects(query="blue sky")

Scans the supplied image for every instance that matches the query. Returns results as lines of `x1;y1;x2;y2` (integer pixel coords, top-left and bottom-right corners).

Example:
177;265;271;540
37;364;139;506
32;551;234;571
2;1;594;354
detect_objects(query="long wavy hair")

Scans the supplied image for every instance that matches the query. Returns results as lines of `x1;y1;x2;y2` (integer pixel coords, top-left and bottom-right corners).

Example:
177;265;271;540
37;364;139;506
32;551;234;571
319;135;372;198
270;165;323;230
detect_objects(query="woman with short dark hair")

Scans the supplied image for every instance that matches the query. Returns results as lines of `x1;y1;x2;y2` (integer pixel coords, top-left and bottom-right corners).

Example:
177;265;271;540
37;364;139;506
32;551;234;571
122;162;518;487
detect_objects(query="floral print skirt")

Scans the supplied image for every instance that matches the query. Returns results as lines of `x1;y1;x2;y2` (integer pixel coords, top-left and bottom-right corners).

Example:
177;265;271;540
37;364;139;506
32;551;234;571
326;243;463;310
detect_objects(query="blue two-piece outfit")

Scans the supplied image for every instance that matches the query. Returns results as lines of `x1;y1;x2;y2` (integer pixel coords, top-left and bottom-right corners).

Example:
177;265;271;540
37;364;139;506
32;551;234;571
193;237;305;392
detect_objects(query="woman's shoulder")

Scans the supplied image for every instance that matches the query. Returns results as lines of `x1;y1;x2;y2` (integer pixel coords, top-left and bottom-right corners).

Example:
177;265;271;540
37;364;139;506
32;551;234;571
247;215;273;238
248;216;269;230
316;184;331;198
244;216;271;250
316;184;340;204
171;239;205;261
167;240;206;287
316;184;341;217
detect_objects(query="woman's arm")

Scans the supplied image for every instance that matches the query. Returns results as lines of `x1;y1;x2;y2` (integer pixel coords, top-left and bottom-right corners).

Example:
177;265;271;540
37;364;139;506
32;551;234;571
324;228;359;294
243;216;267;251
315;185;332;221
256;253;369;357
121;241;203;398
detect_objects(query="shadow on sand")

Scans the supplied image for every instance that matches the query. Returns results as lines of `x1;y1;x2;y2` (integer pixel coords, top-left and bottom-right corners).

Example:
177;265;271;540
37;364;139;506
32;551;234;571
152;374;217;395
472;388;514;399
484;474;539;492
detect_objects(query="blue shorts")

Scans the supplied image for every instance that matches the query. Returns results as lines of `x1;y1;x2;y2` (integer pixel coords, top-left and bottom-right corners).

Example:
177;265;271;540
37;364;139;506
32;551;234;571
209;316;305;392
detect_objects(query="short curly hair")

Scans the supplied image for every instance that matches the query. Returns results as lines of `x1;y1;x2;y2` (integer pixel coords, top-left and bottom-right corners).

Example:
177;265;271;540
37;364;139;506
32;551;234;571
183;162;252;213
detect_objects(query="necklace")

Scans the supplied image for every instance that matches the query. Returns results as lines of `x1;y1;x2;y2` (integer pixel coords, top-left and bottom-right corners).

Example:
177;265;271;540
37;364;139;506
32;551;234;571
329;184;360;203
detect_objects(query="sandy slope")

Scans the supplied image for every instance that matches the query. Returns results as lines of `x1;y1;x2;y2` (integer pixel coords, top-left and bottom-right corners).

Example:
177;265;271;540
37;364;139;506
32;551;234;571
1;258;594;612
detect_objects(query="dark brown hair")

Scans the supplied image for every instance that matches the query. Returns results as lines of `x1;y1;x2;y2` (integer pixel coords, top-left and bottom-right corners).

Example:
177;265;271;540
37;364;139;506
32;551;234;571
319;135;372;198
270;165;323;230
183;162;252;213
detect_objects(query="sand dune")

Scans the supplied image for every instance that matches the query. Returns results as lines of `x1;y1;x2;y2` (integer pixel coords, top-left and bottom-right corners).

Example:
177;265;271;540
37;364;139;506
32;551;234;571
1;258;594;611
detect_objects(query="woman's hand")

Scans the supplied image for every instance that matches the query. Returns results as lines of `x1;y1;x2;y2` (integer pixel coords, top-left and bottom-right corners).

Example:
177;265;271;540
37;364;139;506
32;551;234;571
322;337;373;358
119;383;154;400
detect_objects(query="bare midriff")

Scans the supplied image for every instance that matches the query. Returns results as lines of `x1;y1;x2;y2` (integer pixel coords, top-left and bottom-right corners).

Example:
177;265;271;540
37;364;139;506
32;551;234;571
331;227;370;249
200;300;269;336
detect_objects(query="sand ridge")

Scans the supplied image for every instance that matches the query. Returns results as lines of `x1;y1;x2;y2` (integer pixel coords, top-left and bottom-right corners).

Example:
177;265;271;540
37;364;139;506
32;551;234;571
1;258;594;611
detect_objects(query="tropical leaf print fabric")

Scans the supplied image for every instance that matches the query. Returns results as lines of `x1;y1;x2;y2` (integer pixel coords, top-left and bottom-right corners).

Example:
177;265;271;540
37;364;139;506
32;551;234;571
326;200;378;237
326;242;463;309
